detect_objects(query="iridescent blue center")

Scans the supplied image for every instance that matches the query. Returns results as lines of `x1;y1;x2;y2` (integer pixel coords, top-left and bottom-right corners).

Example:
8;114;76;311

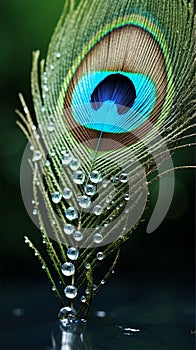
71;71;156;133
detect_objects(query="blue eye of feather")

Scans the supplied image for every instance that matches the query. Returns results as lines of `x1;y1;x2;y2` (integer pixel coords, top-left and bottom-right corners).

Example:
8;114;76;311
71;71;157;133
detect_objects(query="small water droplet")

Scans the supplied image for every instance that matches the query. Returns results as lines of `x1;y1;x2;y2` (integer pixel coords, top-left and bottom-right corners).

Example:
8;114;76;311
93;284;97;291
52;286;56;291
84;184;96;196
77;195;91;208
50;64;54;70
45;160;50;167
33;208;37;215
111;175;118;183
85;288;90;295
56;52;61;59
69;158;80;171
61;147;67;154
73;170;85;185
65;207;78;220
102;179;110;188
43;84;49;92
97;252;104;260
32;125;37;131
42;264;46;269
105;194;112;203
73;230;83;241
93;205;103;216
61;262;75;276
96;310;106;318
85;263;91;270
67;247;79;260
13;308;24;317
81;295;86;303
64;224;75;235
62;153;71;165
93;233;103;244
119;173;128;183
101;280;105;285
32;150;42;161
64;285;77;299
51;191;62;204
50;149;56;157
124;193;130;201
63;188;73;200
90;170;102;183
47;121;55;132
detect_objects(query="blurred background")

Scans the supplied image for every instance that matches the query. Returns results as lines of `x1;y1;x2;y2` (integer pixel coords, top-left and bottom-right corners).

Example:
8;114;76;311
0;1;195;349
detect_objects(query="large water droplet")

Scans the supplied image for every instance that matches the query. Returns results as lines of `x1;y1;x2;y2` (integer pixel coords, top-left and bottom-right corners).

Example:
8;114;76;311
93;205;103;215
77;195;91;208
51;192;62;203
63;188;73;200
67;247;79;260
73;230;83;241
69;158;81;171
61;262;75;276
84;184;96;196
65;207;78;220
64;285;77;299
90;170;102;183
93;233;103;244
58;306;77;326
64;224;74;235
73;170;85;185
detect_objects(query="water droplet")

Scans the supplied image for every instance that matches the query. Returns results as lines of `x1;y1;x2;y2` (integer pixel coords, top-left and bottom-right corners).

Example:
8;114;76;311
124;193;130;201
85;288;90;295
63;188;72;200
93;284;97;291
90;170;102;183
58;306;77;325
62;153;71;165
61;262;75;276
84;184;96;196
47;122;55;132
119;173;128;183
102;179;110;188
33;208;37;215
96;310;106;318
50;64;54;70
105;194;112;203
32;125;37;131
85;263;91;269
61;147;67;154
64;224;74;235
32;150;42;161
42;264;46;269
93;205;103;216
64;285;77;299
52;286;56;291
56;52;61;59
30;145;34;151
81;295;86;303
69;158;80;171
50;149;56;157
77;195;91;208
73;170;85;184
51;191;62;204
93;233;103;244
67;247;79;260
111;175;118;183
43;84;49;92
97;252;104;260
101;280;105;285
73;230;83;241
65;207;78;221
13;308;24;317
45;160;50;167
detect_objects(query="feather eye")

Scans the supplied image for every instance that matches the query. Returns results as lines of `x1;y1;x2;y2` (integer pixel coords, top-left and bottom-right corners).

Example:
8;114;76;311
17;0;195;321
62;20;170;149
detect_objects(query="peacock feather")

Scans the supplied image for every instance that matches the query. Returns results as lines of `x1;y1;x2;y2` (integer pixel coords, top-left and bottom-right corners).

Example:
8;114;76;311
16;0;195;322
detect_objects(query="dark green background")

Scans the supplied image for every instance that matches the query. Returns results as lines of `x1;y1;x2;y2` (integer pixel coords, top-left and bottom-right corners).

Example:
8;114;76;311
0;1;195;349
